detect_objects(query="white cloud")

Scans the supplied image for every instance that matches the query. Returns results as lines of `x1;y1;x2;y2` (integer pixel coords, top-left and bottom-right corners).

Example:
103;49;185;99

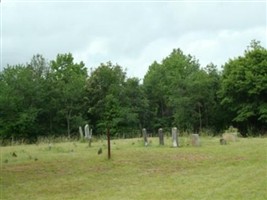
1;1;266;78
74;26;266;79
73;37;110;66
179;26;267;69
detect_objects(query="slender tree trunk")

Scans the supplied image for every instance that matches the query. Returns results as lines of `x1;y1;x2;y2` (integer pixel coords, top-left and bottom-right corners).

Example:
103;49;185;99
204;104;208;128
67;116;70;139
198;105;202;133
49;112;53;134
160;99;164;118
66;110;72;139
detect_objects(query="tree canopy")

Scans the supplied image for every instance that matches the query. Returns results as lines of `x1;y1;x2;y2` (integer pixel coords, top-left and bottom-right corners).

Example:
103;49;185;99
143;49;223;133
86;62;147;137
219;40;267;135
0;40;266;142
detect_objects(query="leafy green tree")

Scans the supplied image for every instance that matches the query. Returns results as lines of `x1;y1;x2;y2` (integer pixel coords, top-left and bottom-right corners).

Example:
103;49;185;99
143;61;169;131
0;55;49;141
86;62;126;135
219;40;267;135
50;53;88;138
0;54;88;141
120;77;149;136
144;49;225;134
86;62;148;137
203;63;225;133
144;49;202;132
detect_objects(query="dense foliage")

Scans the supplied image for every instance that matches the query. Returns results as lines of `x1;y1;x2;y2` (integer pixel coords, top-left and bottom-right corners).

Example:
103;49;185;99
219;41;267;135
143;49;221;133
0;41;266;142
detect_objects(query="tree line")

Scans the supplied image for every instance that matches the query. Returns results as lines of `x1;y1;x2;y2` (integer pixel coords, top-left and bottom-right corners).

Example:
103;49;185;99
0;40;266;142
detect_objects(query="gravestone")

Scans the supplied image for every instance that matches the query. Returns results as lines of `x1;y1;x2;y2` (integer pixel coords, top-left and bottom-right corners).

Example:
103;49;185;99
158;128;164;145
222;126;239;143
172;127;178;147
142;128;148;146
222;133;237;142
191;134;200;147
84;124;92;147
79;126;83;140
84;124;89;138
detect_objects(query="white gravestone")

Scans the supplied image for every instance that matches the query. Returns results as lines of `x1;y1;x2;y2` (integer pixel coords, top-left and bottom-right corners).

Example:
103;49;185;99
84;124;90;138
79;126;83;140
172;127;178;147
84;124;92;147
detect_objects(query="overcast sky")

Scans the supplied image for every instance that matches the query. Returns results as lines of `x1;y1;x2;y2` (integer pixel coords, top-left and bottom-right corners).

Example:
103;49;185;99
1;1;266;79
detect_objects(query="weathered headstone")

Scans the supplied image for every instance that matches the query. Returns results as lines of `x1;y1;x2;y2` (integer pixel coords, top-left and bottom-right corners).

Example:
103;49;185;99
84;124;92;147
222;133;237;142
142;128;148;146
84;124;89;138
222;126;239;143
79;126;83;140
172;127;178;147
158;128;164;145
191;134;200;147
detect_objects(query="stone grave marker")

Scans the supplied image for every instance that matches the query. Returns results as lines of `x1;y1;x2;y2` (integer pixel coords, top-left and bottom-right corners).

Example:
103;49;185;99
222;126;239;143
222;133;237;142
172;127;178;147
84;124;92;147
142;128;148;147
79;126;83;140
84;124;89;138
191;134;200;147
158;128;164;145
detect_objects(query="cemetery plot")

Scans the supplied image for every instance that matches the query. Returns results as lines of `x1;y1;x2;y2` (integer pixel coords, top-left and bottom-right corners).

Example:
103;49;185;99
1;137;266;200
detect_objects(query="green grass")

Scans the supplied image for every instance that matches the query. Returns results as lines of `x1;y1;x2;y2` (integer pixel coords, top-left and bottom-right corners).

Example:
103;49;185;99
1;137;267;200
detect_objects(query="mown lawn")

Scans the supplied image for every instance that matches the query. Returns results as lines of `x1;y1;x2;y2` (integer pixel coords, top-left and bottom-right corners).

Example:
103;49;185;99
1;137;267;200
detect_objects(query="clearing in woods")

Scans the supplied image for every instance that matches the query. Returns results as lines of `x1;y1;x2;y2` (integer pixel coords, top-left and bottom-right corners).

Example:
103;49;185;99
1;137;267;200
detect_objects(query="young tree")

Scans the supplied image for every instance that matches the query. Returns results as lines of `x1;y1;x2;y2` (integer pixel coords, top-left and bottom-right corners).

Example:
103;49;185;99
86;62;126;135
86;62;148;137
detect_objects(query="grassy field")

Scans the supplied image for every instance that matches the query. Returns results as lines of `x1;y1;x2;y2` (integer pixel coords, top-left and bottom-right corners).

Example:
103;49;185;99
1;136;267;200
